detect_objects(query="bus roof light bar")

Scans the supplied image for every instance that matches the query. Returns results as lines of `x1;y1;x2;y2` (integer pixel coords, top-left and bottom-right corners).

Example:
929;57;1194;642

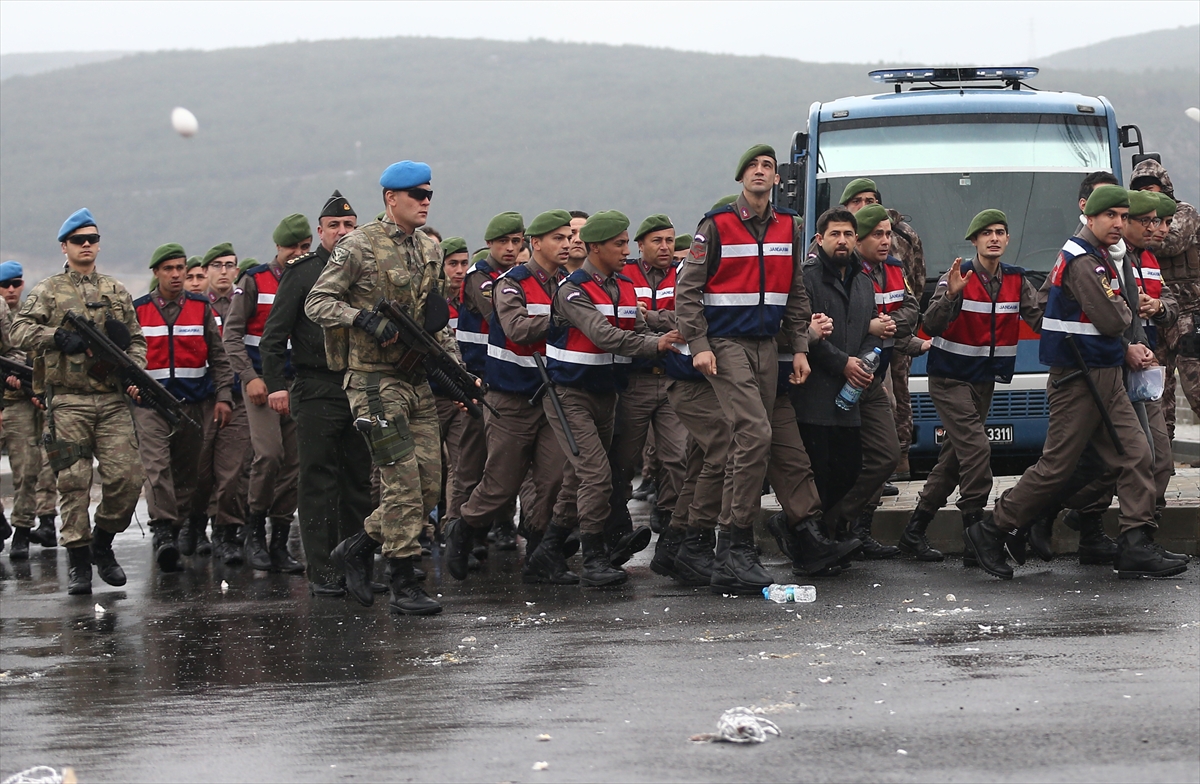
870;67;1039;92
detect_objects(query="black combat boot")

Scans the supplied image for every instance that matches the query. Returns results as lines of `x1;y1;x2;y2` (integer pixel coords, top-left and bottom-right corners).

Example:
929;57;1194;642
1146;517;1188;563
30;514;57;548
331;530;378;607
790;515;861;576
268;518;305;574
562;528;580;557
150;522;183;572
850;510;900;559
1005;526;1028;566
309;581;346;597
579;532;628;587
243;513;271;571
386;557;442;615
711;525;773;594
0;508;11;552
965;516;1013;579
214;525;244;566
604;501;634;551
961;510;982;567
91;528;127;586
194;517;213;556
649;525;686;579
442;517;473;581
491;517;518;552
66;544;92;595
518;519;542;559
831;518;855;570
177;514;201;557
764;511;794;561
9;526;31;560
1026;512;1055;562
1114;527;1188;579
631;477;655;501
674;526;716;586
898;508;944;561
606;500;652;567
648;506;666;534
523;525;580;585
472;524;490;563
1074;510;1119;565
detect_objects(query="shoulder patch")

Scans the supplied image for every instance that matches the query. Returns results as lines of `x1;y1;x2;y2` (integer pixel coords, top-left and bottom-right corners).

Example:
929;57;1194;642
501;287;519;295
688;233;707;263
329;246;349;267
566;290;583;302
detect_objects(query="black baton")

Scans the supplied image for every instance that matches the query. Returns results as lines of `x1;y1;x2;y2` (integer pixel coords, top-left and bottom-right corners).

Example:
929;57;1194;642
1050;335;1124;456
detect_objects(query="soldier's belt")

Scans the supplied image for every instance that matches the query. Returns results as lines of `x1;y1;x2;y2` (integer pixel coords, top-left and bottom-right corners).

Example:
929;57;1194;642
44;438;93;473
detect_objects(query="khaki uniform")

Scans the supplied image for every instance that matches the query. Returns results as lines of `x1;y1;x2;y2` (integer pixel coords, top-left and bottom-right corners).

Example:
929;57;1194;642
992;227;1154;534
11;269;147;547
305;218;452;559
666;377;732;530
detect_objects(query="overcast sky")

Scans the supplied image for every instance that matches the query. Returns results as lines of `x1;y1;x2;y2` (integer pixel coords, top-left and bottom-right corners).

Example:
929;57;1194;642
2;0;1197;62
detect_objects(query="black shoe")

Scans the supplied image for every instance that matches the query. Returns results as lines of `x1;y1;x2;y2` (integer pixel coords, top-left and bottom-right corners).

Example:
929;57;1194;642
66;544;92;595
194;519;212;556
268;518;305;574
965;517;1013;579
214;525;244;566
562;527;580;558
331;530;378;607
151;522;183;572
579;532;628;587
1005;527;1028;566
443;518;472;581
30;515;57;548
309;581;346;597
523;525;580;585
1027;513;1054;562
648;506;666;534
491;517;518;552
1145;526;1188;564
91;528;127;586
850;511;900;559
472;524;490;562
387;557;442;615
1068;510;1118;564
631;478;655;501
649;525;686;579
521;523;544;561
673;526;716;586
1115;527;1188;579
764;512;794;561
0;509;11;552
880;482;900;497
177;515;198;557
790;514;861;575
710;526;773;594
9;526;30;560
898;508;944;561
608;525;652;568
961;511;982;567
604;502;635;552
243;513;271;571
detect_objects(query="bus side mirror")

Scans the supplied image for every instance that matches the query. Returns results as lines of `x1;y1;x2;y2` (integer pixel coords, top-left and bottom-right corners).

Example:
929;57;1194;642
775;162;803;213
1118;124;1145;154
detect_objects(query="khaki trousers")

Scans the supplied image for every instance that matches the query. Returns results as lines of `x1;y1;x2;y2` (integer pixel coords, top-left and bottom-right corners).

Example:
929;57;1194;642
768;395;823;523
437;397;486;520
196;394;250;528
133;399;211;525
666;378;732;530
545;387;616;535
245;394;299;518
916;377;996;515
609;372;688;513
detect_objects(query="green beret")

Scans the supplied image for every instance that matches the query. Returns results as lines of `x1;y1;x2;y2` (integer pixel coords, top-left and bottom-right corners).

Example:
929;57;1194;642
854;204;890;240
239;258;259;272
1127;189;1159;218
273;213;312;247
440;236;468;257
735;144;776;182
579;210;630;243
635;214;673;241
187;255;204;270
472;248;489;263
150;242;186;269
675;234;693;251
1083;185;1129;216
526;209;573;238
202;242;235;266
965;209;1008;240
484;211;525;242
840;178;879;205
1155;192;1177;218
712;194;739;211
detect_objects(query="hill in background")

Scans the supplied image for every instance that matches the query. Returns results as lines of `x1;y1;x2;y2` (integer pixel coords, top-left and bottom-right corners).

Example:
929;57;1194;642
2;35;1196;292
1033;25;1199;72
0;50;130;80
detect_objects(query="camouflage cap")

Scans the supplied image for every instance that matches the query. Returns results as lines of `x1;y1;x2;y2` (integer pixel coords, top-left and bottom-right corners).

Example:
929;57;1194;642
202;242;236;266
1127;189;1159;218
840;178;879;205
1155;192;1178;218
440;236;468;257
579;210;630;243
150;242;187;269
674;233;693;251
484;212;525;242
635;214;673;241
965;209;1007;240
273;213;312;247
1083;185;1129;216
854;204;890;240
735;144;776;182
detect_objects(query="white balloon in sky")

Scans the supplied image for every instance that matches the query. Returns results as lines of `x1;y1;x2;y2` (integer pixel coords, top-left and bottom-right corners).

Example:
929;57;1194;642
171;107;199;137
1186;107;1200;123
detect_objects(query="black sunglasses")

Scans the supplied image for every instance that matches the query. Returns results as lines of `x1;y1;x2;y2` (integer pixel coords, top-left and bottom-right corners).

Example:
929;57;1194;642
0;280;23;288
405;188;433;202
67;233;101;246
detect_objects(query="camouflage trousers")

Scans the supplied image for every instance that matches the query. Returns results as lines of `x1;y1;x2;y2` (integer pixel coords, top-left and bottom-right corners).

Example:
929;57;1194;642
346;372;440;559
1156;311;1200;442
49;391;145;547
889;352;913;456
1;398;46;527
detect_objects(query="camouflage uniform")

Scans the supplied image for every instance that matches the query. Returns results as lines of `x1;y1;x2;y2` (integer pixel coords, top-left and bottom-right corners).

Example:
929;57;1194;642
1132;161;1200;439
11;270;147;547
305;218;451;559
886;210;926;467
1;299;51;535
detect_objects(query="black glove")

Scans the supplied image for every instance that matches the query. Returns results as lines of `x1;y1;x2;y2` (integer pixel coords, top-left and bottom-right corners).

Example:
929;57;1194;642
353;309;399;346
54;328;89;355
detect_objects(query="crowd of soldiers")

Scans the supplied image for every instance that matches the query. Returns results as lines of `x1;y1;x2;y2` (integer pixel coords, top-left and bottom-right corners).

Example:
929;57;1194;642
0;146;1195;615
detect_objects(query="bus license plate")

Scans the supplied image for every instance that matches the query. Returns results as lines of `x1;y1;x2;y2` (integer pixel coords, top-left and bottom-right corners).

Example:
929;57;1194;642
934;425;1014;444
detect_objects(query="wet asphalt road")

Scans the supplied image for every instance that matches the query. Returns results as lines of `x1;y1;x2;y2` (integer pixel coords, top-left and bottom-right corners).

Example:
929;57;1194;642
1;504;1198;784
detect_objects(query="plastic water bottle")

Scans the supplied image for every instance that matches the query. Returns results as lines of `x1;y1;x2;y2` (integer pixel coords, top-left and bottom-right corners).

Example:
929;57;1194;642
835;347;883;411
763;584;817;603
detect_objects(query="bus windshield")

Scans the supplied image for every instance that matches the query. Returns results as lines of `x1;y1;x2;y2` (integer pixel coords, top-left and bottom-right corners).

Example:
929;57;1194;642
818;113;1109;174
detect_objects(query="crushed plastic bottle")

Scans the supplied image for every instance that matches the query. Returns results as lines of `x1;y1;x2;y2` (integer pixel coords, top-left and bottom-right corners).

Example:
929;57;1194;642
835;347;883;410
763;584;816;603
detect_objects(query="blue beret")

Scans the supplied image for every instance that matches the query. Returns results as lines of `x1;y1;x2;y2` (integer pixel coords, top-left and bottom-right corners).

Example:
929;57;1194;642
0;261;23;282
379;160;432;191
58;207;97;242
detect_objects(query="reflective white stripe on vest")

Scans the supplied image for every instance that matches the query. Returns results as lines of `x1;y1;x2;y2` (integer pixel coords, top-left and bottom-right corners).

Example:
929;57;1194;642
594;303;615;316
875;290;905;305
657;287;675;298
487;344;537;367
1141;267;1162;280
1041;317;1102;336
525;303;551;316
959;299;1020;315
931;337;1018;357
456;331;488;344
174;325;204;336
147;365;209;380
719;242;793;259
633;287;652;299
214;316;223;327
617;306;638;319
1141;317;1153;327
448;318;458;329
142;325;170;337
257;293;275;305
703;292;789;306
545;345;613;365
243;335;261;346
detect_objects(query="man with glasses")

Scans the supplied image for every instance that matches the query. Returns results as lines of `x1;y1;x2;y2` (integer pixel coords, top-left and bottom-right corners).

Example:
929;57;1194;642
0;261;59;558
11;209;148;595
306;161;451;615
223;215;311;574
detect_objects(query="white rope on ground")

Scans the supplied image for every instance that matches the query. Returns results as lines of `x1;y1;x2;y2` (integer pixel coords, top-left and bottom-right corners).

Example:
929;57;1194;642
689;707;782;743
2;767;66;784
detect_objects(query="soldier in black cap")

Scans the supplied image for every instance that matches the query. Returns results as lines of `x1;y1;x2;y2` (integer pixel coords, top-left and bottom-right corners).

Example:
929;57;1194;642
260;190;375;596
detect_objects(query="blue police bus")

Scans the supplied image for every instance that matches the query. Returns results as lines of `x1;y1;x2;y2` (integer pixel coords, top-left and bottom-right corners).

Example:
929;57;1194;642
775;67;1149;466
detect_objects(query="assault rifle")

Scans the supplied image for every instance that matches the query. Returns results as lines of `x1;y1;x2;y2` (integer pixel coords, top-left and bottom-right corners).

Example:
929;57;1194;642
62;311;195;431
374;299;497;420
531;350;579;456
0;355;39;401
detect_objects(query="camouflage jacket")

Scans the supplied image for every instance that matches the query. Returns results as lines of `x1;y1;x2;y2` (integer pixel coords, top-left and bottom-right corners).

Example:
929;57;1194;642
1130;158;1199;309
304;219;458;375
11;269;146;394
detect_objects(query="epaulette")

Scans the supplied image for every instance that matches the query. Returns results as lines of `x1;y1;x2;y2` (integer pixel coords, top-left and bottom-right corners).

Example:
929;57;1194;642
774;206;800;217
884;255;905;268
502;264;532;281
999;262;1027;276
616;272;634;284
566;269;591;285
235;263;270;284
184;291;210;303
132;293;153;307
702;204;737;220
285;251;318;269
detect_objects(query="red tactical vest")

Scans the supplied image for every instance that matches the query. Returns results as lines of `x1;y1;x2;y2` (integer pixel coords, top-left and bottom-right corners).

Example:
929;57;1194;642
547;270;638;393
485;265;556;397
624;261;677;312
927;261;1024;384
703;207;794;337
241;263;282;374
135;293;214;403
1130;248;1163;349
